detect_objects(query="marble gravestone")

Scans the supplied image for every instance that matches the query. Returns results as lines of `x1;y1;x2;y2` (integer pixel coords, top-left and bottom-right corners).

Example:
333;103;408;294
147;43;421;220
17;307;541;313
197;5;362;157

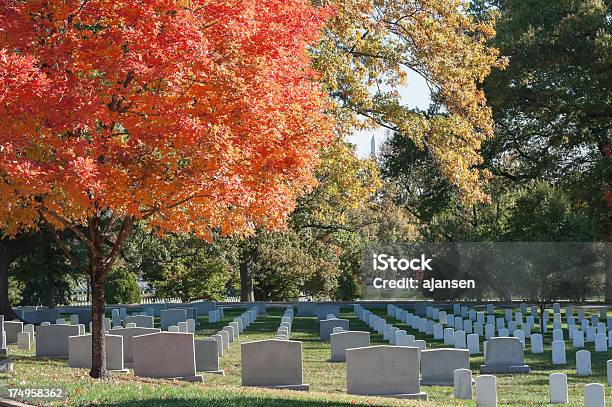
421;348;470;386
160;309;187;331
194;338;223;375
68;334;126;372
132;332;202;382
320;319;349;341
329;331;370;362
346;345;427;400
241;339;308;390
109;327;161;365
480;337;529;374
36;324;83;358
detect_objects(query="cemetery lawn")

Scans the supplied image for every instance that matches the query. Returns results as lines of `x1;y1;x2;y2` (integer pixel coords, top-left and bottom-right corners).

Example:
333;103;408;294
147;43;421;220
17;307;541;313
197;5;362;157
0;307;610;406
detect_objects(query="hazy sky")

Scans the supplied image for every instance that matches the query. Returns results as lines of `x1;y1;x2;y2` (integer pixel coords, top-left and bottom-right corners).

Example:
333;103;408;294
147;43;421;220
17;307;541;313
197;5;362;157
346;70;431;157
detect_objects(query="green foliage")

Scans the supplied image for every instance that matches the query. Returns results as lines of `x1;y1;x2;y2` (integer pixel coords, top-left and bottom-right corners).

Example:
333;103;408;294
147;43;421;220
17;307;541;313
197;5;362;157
104;266;142;305
333;247;364;301
234;140;383;302
122;227;236;302
10;242;78;307
240;229;342;301
503;182;597;241
480;0;611;237
314;0;506;202
154;258;231;303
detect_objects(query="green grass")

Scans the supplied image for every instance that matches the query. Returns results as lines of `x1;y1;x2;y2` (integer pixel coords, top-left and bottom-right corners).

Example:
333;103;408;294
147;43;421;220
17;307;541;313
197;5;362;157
1;306;610;406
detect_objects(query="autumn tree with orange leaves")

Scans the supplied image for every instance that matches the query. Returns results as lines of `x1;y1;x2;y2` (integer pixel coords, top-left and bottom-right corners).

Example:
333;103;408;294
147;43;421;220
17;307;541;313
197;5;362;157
0;0;333;379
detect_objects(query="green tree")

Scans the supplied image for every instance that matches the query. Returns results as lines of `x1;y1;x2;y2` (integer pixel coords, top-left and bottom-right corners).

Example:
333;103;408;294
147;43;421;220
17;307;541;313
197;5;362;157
104;267;142;305
477;0;612;298
153;259;231;303
122;228;237;303
10;239;80;308
238;140;382;301
315;0;506;202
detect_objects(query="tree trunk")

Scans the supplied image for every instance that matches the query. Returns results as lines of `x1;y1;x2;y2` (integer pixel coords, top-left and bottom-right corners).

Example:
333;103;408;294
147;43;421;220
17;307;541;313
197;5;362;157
600;132;611;302
90;270;109;379
46;250;56;309
0;255;19;320
539;302;546;334
83;215;134;380
604;244;611;302
0;231;65;319
240;256;254;302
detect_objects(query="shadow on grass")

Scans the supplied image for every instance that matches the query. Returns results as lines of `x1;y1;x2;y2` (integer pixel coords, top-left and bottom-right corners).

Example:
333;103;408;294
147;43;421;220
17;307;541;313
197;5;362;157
97;394;364;407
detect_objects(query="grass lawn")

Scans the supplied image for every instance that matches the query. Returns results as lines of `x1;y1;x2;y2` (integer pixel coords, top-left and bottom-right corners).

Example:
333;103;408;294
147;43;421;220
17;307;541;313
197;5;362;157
0;306;610;406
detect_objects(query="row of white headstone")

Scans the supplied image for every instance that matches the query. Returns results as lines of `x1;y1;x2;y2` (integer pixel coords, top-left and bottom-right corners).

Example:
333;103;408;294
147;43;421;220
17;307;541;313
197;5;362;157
276;308;293;340
391;303;612;374
456;370;607;407
386;303;609;365
66;306;259;379
370;303;610;406
5;306;260;380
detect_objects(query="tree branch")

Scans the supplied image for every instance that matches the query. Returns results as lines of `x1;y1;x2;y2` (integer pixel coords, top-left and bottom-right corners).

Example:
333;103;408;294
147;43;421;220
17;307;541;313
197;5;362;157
47;226;89;275
40;208;95;252
102;216;136;278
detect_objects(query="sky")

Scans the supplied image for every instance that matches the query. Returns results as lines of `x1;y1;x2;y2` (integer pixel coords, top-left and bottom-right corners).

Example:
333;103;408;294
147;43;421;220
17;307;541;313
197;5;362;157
346;70;432;157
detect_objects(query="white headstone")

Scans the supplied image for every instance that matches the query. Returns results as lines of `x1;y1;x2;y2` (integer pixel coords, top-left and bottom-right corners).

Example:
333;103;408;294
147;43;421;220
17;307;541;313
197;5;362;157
586;326;596;342
480;337;529;373
573;330;585;348
420;348;469;386
68;334;125;371
242;339;306;389
17;332;31;351
584;383;605;407
320;318;349;341
576;350;591;376
23;324;35;340
132;332;202;382
346;345;426;399
552;340;566;365
194;338;223;374
496;318;505;330
485;324;495;340
594;333;607;352
530;333;543;353
513;330;525;348
433;323;444;340
109;326;161;364
475;375;496;407
453;368;472;400
330;331;370;362
549;373;568;404
454;330;466;349
444;328;455;346
467;333;480;355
